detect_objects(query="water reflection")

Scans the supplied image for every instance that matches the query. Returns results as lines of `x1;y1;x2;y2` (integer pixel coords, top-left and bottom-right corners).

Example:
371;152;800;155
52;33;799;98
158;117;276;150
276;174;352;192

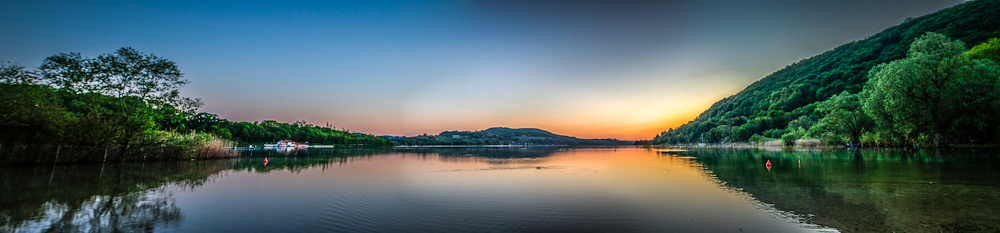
4;147;999;232
0;150;389;232
169;147;655;233
409;146;567;158
0;161;232;232
668;149;1000;232
10;188;181;232
410;147;564;165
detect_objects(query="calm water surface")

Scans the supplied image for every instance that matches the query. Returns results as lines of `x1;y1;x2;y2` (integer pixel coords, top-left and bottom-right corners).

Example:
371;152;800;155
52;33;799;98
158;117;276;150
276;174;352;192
3;147;999;232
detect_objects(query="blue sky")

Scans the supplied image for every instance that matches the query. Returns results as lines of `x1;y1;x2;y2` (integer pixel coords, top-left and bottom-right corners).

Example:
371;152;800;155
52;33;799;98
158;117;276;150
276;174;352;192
0;0;966;139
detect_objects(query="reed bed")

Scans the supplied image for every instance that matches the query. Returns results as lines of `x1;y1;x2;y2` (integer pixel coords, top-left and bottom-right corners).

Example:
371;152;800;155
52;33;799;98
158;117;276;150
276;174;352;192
0;132;238;165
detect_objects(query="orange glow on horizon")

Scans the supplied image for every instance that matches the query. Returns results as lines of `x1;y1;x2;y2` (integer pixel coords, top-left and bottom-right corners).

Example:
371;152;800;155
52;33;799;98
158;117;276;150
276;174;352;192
370;99;716;141
216;70;742;142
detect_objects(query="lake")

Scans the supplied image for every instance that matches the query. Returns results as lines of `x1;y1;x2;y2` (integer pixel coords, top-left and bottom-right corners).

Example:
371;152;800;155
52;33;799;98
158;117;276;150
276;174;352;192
3;147;999;232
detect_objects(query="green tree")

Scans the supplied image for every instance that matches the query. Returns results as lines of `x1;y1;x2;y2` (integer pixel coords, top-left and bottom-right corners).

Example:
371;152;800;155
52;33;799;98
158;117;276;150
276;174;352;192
781;132;798;146
810;91;873;144
40;47;202;116
0;84;67;142
39;52;100;93
748;134;766;145
779;115;814;146
732;126;750;142
967;37;1000;63
862;32;1000;145
0;61;40;84
36;48;204;145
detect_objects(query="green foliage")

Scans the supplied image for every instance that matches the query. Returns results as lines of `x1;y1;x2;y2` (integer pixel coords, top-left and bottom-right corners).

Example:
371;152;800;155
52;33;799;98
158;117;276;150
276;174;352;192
394;127;632;146
818;132;844;146
780;133;798;146
654;0;1000;146
786;116;815;132
181;113;393;147
0;83;166;146
809;91;873;144
0;84;67;142
39;47;203;116
780;117;809;146
862;32;1000;145
748;134;767;145
2;47;392;165
2;48;205;147
762;129;784;139
967;37;1000;63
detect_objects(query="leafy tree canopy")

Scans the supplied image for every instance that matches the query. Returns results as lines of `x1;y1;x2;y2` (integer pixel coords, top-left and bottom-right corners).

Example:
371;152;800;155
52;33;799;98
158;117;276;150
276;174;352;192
39;47;202;114
967;37;1000;63
862;32;1000;145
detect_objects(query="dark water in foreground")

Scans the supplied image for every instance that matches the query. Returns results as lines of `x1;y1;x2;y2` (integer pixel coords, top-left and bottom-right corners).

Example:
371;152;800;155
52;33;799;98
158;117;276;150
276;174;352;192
2;147;1000;232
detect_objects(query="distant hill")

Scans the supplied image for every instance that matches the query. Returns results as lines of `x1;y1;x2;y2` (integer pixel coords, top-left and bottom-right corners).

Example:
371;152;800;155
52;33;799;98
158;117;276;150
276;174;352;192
393;127;633;146
654;0;1000;144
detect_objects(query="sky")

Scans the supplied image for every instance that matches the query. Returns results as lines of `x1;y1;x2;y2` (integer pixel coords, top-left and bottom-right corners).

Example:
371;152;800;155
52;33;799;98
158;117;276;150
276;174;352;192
0;0;966;140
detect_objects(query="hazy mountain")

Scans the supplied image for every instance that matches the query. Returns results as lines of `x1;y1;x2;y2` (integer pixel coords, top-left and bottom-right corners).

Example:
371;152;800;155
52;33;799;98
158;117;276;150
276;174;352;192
394;127;633;146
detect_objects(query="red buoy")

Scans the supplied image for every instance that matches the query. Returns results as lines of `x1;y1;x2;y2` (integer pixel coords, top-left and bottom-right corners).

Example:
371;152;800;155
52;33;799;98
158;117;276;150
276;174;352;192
264;157;269;166
766;160;771;166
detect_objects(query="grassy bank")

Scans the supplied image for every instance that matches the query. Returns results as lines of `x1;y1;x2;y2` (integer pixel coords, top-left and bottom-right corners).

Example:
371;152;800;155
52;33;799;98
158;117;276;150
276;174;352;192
0;132;237;165
661;139;842;150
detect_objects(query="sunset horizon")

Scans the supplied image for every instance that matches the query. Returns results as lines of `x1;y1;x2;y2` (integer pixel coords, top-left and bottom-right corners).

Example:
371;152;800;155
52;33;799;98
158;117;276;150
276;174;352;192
5;1;1000;232
0;0;969;141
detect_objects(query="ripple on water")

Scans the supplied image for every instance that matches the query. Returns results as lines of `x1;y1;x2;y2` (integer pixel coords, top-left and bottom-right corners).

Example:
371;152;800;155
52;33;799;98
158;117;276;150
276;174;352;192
292;173;645;232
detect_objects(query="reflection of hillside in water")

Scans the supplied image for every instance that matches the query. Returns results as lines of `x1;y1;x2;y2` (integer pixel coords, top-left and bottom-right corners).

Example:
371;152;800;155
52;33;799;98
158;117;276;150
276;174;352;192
233;148;392;174
232;147;565;168
401;147;568;165
238;146;387;157
668;149;1000;232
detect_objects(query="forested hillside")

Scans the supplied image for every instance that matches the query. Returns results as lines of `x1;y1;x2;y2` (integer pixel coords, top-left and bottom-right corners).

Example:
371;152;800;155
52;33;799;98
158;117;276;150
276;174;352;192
394;127;632;146
654;0;1000;145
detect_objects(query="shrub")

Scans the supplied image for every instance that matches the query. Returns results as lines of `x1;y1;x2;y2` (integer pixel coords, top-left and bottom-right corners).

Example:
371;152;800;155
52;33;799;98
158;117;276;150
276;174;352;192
781;133;797;146
820;132;843;146
795;139;822;148
749;134;766;145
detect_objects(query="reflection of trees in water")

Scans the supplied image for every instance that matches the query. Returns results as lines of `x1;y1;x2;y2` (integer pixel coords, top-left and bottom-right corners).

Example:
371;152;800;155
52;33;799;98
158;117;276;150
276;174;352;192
407;147;567;165
0;160;232;232
671;149;1000;232
2;149;402;232
238;147;398;157
231;148;393;174
436;155;548;166
0;147;570;232
231;147;567;171
6;188;181;232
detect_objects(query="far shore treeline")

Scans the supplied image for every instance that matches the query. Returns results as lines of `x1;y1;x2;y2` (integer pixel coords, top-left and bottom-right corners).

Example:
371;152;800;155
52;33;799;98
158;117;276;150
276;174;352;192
654;0;1000;148
0;48;391;164
392;127;633;146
